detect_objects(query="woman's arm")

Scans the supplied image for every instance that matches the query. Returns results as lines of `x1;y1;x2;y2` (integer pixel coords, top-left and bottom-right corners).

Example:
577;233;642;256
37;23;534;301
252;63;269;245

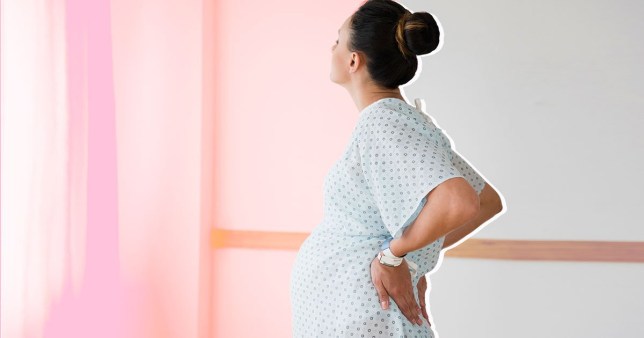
441;183;504;250
388;177;481;257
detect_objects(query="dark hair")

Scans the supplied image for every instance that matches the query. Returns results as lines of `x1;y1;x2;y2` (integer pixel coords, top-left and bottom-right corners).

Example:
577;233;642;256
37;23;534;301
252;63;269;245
349;0;441;89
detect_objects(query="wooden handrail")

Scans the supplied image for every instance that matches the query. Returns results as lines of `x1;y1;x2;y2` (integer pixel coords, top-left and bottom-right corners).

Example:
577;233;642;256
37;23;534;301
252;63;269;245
211;228;644;263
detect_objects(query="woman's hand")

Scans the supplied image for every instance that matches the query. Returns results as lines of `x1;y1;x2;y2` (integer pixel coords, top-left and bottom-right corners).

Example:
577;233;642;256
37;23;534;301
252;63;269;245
370;255;424;326
417;274;432;327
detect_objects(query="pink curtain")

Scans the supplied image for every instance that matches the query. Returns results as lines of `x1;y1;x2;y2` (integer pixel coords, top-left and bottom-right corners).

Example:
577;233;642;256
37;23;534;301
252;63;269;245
1;0;205;337
2;0;87;336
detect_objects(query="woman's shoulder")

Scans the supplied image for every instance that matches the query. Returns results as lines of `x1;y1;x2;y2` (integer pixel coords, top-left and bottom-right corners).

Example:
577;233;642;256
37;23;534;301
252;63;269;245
354;100;459;160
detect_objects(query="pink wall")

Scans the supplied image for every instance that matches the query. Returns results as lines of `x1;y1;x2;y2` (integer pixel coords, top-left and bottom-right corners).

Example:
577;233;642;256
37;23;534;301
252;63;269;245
210;1;365;336
111;0;203;337
2;0;204;337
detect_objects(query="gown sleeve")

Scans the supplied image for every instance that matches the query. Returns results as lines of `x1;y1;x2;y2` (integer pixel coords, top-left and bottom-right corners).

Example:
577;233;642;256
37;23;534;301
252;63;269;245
357;107;468;239
447;148;487;195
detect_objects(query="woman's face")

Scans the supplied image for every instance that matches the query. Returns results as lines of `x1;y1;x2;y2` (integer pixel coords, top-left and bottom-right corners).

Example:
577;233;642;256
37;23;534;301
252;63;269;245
330;15;355;86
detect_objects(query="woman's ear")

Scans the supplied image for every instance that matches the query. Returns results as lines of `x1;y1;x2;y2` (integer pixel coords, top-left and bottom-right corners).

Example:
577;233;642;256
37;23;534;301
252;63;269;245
349;52;361;73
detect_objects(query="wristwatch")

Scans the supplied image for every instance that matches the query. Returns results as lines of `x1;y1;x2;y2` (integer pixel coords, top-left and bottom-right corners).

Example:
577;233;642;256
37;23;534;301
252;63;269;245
377;237;406;267
377;237;420;278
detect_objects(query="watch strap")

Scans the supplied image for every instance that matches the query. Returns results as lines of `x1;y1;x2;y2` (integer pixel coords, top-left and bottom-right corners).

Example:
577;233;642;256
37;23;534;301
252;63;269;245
377;249;403;267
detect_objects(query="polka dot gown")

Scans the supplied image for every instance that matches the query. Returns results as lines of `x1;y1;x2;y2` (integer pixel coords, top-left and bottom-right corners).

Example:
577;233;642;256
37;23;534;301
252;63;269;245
290;98;486;337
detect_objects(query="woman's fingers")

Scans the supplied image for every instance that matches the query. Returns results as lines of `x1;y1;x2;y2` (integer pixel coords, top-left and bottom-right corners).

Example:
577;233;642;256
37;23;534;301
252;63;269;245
377;276;422;325
420;303;429;321
394;290;422;326
421;302;429;322
420;301;431;327
407;294;423;326
371;258;390;310
370;257;424;326
417;276;431;326
372;278;390;310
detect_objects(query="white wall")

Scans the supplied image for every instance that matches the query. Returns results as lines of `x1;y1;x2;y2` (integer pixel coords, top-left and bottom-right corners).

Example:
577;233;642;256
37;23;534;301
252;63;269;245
401;0;644;337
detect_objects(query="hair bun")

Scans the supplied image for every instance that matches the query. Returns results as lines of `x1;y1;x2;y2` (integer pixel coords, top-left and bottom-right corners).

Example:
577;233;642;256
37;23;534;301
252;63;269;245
395;11;440;57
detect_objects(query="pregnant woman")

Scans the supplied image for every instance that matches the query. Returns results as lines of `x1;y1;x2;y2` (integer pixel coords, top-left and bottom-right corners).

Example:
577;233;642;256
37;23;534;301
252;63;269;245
289;1;504;337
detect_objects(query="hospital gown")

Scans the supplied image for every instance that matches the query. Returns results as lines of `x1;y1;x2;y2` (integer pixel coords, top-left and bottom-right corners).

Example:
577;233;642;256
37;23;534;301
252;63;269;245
289;97;486;337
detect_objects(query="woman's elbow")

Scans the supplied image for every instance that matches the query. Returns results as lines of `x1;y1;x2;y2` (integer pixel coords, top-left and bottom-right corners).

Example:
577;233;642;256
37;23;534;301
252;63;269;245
479;182;504;214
